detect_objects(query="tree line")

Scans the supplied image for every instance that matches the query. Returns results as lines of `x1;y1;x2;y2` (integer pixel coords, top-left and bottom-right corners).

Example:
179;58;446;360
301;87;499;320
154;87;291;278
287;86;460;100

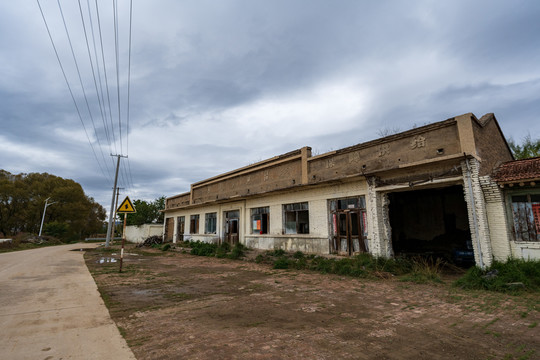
117;197;165;226
0;170;106;241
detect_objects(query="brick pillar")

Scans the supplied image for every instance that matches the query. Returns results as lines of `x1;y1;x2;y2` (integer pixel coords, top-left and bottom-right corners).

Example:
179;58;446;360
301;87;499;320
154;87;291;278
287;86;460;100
462;158;493;268
366;178;393;258
479;175;512;260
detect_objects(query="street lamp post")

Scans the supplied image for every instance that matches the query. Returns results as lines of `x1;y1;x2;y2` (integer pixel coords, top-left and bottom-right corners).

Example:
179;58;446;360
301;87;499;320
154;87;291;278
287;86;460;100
39;197;56;237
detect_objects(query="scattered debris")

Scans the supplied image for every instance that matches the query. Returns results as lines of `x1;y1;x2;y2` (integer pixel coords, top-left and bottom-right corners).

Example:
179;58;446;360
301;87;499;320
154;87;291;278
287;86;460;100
136;235;164;248
506;282;525;289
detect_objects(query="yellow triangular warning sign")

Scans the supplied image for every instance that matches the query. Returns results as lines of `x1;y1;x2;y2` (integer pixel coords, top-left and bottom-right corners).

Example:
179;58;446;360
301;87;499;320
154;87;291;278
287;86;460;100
117;196;136;213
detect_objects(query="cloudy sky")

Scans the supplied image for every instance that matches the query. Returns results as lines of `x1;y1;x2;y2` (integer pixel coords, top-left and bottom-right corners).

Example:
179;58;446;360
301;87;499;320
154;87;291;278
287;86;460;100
1;1;539;211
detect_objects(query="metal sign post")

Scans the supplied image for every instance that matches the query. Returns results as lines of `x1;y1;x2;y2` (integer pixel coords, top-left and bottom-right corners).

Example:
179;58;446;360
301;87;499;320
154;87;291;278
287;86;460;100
116;196;136;273
119;213;127;273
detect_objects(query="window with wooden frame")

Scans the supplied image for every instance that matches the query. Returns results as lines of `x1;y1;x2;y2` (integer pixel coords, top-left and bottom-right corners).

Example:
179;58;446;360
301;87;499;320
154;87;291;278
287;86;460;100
205;213;217;234
283;202;309;234
190;214;200;234
251;207;269;234
511;193;540;242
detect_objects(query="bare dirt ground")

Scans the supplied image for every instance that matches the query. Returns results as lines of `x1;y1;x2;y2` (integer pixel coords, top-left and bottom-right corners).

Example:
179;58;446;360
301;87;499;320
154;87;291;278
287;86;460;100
84;246;539;360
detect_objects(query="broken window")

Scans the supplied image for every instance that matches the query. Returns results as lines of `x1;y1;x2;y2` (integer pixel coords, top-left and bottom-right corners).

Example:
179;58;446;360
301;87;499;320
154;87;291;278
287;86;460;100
251;207;269;234
190;214;200;234
205;213;217;234
283;202;309;234
511;194;540;242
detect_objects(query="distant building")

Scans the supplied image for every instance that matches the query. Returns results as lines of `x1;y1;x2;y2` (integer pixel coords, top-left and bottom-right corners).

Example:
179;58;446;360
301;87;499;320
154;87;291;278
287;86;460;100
163;113;518;267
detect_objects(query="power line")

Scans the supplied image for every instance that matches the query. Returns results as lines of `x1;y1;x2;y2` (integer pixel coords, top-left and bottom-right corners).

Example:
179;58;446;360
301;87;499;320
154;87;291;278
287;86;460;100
94;0;117;155
126;0;133;156
113;0;123;154
37;0;111;184
38;0;136;196
77;0;112;151
56;0;113;180
127;157;135;191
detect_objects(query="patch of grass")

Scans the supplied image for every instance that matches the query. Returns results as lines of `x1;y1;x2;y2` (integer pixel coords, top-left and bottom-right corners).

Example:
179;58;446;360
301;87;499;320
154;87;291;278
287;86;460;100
164;292;192;301
273;257;290;269
528;322;537;328
117;326;127;338
483;317;500;329
271;249;286;257
400;257;444;284
454;258;540;294
95;246;119;253
128;335;152;347
293;251;304;259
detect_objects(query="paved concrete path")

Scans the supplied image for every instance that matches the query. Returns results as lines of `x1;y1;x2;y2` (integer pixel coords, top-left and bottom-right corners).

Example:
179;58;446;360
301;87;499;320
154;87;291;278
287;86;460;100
0;244;136;360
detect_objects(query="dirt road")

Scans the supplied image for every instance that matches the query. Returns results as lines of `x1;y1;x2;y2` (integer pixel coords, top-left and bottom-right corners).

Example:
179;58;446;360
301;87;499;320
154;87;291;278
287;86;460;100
86;247;539;360
0;244;135;360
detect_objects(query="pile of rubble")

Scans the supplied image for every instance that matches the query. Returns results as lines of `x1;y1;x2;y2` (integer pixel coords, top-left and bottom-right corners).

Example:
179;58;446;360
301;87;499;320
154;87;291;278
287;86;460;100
136;235;164;248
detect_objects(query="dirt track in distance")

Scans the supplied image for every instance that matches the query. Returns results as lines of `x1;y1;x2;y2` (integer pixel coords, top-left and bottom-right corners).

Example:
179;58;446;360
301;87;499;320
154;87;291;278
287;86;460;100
85;246;539;360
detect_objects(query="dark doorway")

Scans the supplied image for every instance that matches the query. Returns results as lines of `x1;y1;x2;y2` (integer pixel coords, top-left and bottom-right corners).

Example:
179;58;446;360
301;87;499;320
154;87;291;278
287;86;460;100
388;185;473;265
224;210;240;245
176;216;185;242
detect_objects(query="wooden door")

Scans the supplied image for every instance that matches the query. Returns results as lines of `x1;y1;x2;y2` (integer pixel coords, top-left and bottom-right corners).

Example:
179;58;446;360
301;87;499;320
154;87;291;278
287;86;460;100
176;216;185;242
224;210;240;245
333;210;366;255
165;217;174;242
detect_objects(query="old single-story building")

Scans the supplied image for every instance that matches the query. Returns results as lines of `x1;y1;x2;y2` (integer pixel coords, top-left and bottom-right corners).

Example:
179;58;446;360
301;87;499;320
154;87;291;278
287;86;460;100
491;156;540;259
163;112;516;267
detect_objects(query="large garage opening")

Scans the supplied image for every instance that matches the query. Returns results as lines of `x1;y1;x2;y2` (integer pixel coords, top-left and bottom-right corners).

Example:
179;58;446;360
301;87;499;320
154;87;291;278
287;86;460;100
388;185;474;266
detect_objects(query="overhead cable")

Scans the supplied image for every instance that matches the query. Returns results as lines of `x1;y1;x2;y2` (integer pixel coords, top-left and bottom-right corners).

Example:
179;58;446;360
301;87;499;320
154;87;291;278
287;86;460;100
37;0;111;184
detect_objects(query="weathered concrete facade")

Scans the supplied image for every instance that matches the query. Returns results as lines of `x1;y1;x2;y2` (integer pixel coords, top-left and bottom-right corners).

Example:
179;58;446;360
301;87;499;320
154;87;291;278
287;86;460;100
164;113;514;267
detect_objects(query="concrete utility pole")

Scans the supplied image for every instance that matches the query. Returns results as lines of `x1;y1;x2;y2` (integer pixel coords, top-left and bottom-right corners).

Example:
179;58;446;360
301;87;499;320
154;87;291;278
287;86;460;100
108;187;125;243
105;154;127;247
38;197;56;237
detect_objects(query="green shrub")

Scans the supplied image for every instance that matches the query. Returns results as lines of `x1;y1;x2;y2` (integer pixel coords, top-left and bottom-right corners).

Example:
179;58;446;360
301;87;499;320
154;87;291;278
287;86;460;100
272;249;286;257
229;243;245;259
309;256;334;273
293;251;304;259
189;241;218;257
291;257;308;270
334;259;354;275
273;257;290;269
215;243;231;258
455;258;540;294
161;243;171;251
